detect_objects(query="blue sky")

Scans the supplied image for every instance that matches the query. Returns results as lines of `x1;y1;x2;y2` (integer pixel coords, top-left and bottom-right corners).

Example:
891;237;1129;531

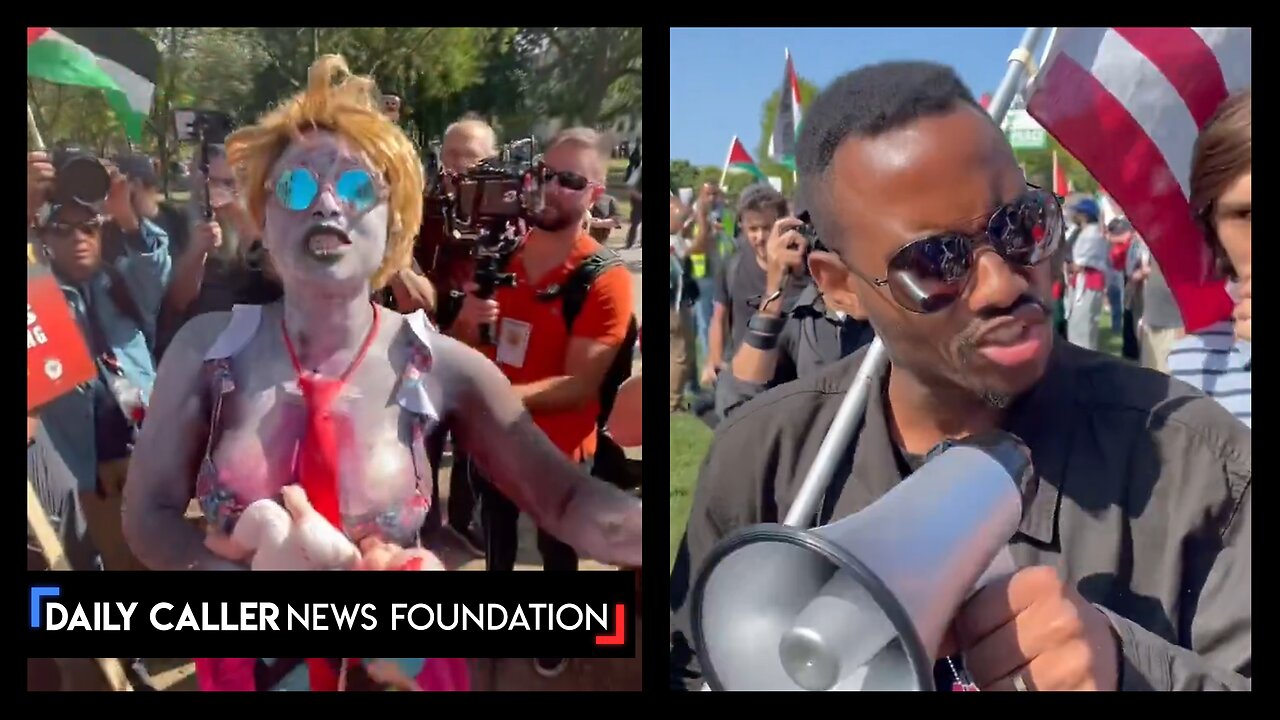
670;27;1040;167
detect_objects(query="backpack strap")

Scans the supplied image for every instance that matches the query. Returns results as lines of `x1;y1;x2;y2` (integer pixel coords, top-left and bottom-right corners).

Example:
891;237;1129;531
546;248;638;428
560;248;627;331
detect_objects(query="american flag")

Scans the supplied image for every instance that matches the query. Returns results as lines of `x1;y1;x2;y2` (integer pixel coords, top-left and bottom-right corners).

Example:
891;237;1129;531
1026;27;1250;333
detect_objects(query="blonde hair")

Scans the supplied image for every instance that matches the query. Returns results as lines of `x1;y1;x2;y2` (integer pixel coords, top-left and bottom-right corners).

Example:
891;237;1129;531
225;54;424;290
545;127;608;182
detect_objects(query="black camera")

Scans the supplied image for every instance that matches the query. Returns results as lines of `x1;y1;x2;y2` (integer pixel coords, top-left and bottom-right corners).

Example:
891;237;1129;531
50;146;111;209
174;108;235;219
449;157;546;229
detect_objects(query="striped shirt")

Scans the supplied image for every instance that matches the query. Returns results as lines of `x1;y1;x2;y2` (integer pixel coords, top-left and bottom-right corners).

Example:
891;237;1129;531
1167;320;1251;428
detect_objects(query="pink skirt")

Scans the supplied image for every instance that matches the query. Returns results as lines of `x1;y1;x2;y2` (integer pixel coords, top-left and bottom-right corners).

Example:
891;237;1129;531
194;658;470;692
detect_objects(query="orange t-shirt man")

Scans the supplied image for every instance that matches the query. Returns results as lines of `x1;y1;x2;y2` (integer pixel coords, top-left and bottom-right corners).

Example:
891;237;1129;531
482;229;634;462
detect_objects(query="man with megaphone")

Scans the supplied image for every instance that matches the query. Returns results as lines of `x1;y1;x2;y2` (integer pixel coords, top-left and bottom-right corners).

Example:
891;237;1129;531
670;62;1251;692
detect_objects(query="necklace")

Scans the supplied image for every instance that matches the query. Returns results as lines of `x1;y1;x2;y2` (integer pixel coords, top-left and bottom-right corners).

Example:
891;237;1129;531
947;656;979;692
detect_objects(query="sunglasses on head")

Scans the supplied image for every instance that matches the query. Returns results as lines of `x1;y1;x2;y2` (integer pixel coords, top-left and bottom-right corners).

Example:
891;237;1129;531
271;167;384;213
541;166;592;192
813;185;1064;314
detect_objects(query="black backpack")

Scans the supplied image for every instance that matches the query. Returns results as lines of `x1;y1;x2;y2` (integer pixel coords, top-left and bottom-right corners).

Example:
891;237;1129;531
542;247;641;492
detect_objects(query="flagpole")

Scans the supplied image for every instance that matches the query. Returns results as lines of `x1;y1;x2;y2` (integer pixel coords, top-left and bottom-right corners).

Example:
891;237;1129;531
782;26;1049;528
27;103;45;151
719;135;736;190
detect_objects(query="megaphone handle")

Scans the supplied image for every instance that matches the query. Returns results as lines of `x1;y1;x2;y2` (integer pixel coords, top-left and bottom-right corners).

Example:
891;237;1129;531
783;338;890;527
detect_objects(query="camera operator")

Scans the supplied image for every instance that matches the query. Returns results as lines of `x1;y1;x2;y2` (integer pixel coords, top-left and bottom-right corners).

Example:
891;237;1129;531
26;149;172;573
415;115;503;553
451;128;636;679
715;212;875;419
154;144;281;360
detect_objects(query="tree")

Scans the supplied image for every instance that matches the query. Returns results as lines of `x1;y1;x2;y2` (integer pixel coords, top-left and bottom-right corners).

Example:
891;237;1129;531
1014;136;1099;196
519;28;642;128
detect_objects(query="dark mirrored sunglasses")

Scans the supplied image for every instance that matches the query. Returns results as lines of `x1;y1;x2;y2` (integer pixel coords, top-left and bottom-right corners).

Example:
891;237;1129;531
44;215;105;238
273;167;381;213
876;186;1064;314
542;167;591;191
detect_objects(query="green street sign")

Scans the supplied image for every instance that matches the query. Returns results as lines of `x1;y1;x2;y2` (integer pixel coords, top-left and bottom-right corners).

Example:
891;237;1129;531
1008;127;1047;150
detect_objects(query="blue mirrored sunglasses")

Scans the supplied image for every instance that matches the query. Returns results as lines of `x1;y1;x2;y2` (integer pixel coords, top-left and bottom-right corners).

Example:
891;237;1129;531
273;167;381;213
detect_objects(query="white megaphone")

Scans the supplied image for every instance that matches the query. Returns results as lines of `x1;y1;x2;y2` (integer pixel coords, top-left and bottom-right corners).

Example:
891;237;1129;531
690;430;1032;691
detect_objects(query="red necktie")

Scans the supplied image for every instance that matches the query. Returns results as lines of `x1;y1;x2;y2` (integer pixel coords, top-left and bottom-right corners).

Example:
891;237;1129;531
282;304;380;531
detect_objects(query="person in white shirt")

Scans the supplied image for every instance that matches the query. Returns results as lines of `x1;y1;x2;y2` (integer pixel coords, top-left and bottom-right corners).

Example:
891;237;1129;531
1065;198;1109;350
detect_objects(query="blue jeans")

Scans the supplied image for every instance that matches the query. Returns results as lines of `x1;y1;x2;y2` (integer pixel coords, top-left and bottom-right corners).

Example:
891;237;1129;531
693;277;716;363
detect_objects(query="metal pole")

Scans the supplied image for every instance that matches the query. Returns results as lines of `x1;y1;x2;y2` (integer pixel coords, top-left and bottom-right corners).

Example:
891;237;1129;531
28;103;45;151
781;27;1048;529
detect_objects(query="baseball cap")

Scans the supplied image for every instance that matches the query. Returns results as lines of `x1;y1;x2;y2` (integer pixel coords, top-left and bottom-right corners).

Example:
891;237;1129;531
117;155;159;188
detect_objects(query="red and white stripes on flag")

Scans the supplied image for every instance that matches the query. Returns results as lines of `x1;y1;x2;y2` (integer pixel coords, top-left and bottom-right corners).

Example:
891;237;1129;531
1026;27;1250;333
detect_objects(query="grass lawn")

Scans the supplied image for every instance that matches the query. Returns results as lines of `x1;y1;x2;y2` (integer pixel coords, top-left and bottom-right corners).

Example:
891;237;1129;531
668;311;1130;567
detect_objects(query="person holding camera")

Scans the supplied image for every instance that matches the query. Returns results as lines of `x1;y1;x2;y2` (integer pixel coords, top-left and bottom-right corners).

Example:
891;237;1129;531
451;127;637;680
421;115;502;554
26;149;172;573
715;211;876;419
153;144;283;360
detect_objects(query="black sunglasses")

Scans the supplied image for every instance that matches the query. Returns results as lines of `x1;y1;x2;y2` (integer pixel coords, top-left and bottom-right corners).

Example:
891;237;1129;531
811;186;1063;314
541;166;592;191
44;215;105;238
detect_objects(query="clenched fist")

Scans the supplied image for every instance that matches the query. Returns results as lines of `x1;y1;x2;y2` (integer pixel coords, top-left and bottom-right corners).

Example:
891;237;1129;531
949;566;1120;691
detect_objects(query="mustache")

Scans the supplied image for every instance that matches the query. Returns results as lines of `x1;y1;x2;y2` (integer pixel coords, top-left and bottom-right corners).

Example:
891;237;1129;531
956;294;1049;353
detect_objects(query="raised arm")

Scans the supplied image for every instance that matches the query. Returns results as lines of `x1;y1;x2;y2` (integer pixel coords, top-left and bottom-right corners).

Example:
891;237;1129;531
123;312;246;571
430;333;641;568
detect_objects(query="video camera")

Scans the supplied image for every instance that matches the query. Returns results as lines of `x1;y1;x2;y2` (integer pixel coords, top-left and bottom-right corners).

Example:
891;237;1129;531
173;108;234;220
433;142;546;345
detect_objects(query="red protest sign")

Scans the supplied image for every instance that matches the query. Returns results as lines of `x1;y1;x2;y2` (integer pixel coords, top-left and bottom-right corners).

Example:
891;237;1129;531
28;264;95;412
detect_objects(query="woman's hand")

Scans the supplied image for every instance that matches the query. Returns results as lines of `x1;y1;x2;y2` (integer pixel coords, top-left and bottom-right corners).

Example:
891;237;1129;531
356;537;445;571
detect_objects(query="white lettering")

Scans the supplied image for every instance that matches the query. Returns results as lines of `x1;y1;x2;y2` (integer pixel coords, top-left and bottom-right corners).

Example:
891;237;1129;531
176;604;200;630
288;603;308;630
508;605;530;631
28;304;38;326
487;604;508;630
312;603;329;631
556;604;583;631
45;603;68;631
331;604;359;630
151;603;174;630
358;603;377;631
27;326;48;349
585;604;609;631
260;603;280;630
462;604;483;630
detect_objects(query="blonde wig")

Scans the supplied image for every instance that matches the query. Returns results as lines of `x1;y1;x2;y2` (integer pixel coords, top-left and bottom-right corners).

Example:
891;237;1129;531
225;54;424;290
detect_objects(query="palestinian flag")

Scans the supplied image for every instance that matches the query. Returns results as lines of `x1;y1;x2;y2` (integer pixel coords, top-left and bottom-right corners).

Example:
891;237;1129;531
27;28;160;142
768;48;803;169
720;136;766;186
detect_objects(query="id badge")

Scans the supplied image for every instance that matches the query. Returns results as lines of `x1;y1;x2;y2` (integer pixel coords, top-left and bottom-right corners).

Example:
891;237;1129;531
496;318;532;368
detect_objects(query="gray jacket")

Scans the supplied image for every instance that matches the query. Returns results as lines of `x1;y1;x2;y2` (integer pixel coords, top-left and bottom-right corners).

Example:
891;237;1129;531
672;341;1250;691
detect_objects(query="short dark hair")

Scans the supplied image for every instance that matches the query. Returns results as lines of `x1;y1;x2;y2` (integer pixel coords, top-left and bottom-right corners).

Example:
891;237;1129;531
737;183;789;219
797;62;982;238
